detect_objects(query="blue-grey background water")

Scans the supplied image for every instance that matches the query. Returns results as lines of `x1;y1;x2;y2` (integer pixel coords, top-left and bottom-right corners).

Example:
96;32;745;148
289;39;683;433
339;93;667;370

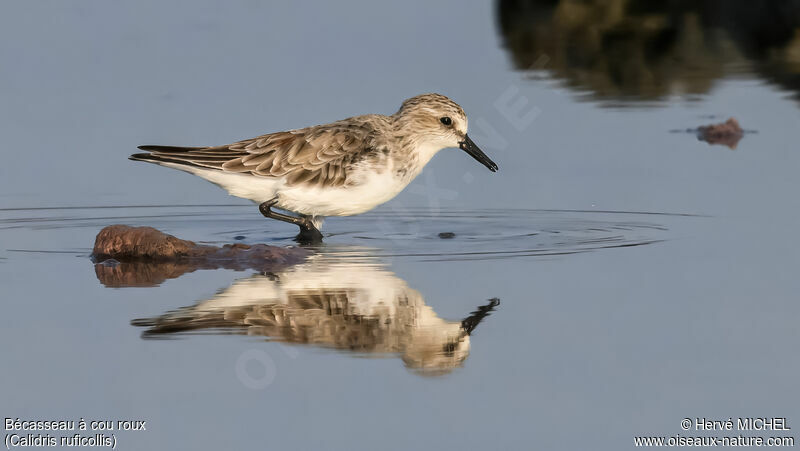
1;1;799;449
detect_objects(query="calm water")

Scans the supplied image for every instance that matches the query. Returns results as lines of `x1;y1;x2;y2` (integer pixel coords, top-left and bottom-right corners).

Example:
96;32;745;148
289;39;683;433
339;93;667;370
1;1;799;450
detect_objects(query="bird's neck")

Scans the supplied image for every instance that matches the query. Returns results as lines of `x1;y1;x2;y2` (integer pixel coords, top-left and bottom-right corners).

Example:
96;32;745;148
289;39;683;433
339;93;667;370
389;139;443;183
410;140;443;166
388;116;445;181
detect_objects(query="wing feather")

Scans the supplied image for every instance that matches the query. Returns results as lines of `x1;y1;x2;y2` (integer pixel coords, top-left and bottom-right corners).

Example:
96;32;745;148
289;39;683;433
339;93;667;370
133;115;391;187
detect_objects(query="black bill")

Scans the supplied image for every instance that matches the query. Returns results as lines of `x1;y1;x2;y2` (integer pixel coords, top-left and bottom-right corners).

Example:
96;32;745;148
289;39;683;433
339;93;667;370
459;134;498;172
461;298;500;336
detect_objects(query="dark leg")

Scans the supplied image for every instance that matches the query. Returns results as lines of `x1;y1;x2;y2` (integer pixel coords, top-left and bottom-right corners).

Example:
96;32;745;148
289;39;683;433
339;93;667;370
258;199;323;243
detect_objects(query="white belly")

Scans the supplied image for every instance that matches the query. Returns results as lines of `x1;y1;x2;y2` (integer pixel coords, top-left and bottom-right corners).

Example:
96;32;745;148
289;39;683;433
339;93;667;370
177;163;413;217
276;170;410;216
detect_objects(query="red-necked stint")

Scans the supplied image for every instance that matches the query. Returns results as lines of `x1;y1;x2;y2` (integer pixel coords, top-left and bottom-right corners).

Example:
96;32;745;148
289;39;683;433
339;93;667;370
132;93;498;241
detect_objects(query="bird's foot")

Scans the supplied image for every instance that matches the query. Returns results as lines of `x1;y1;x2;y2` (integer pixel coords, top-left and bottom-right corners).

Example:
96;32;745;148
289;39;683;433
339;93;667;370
294;223;323;245
259;200;324;244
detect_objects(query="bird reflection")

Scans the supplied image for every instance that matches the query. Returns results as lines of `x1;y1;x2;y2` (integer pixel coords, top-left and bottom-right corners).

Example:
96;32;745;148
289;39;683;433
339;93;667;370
128;252;499;376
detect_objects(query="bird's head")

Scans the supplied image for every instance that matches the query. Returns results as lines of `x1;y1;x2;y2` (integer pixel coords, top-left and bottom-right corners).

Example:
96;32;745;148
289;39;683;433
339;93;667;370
395;93;498;172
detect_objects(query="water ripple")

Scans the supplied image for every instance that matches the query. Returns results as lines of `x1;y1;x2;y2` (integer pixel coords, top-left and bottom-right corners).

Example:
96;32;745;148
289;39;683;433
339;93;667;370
0;204;692;262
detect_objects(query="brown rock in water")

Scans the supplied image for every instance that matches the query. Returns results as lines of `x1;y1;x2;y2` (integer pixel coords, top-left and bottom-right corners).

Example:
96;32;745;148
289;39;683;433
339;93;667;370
91;225;310;287
92;225;203;260
697;118;744;149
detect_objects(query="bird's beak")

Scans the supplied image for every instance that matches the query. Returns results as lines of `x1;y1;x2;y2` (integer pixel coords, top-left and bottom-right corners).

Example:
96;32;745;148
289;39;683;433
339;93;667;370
461;298;500;336
459;134;498;172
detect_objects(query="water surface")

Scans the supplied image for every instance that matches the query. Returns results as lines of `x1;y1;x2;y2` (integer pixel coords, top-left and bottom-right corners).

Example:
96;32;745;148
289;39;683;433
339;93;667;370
1;1;799;450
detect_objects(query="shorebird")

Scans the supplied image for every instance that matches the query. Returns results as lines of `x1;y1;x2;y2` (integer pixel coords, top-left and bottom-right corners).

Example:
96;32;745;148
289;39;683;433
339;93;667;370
132;93;498;241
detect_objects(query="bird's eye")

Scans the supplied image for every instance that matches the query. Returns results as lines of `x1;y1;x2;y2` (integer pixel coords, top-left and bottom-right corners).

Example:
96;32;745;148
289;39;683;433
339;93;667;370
440;117;452;126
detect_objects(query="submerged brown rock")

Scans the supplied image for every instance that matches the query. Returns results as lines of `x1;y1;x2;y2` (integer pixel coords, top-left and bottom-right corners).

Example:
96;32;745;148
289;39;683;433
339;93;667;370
696;118;744;149
92;225;309;287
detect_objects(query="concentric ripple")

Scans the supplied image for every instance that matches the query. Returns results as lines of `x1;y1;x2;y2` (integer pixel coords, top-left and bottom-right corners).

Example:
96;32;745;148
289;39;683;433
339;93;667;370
318;208;680;261
0;204;694;262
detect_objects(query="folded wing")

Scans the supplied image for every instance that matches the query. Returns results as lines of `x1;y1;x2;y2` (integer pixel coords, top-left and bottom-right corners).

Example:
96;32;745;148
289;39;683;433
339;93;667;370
132;117;384;188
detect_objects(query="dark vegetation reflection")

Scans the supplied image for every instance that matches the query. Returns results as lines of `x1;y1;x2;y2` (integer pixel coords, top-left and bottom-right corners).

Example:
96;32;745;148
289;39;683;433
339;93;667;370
114;252;499;376
497;0;800;103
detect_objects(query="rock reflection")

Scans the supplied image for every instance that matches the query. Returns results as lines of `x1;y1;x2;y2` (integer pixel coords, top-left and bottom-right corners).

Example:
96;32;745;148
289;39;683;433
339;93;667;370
497;0;800;103
129;253;499;375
